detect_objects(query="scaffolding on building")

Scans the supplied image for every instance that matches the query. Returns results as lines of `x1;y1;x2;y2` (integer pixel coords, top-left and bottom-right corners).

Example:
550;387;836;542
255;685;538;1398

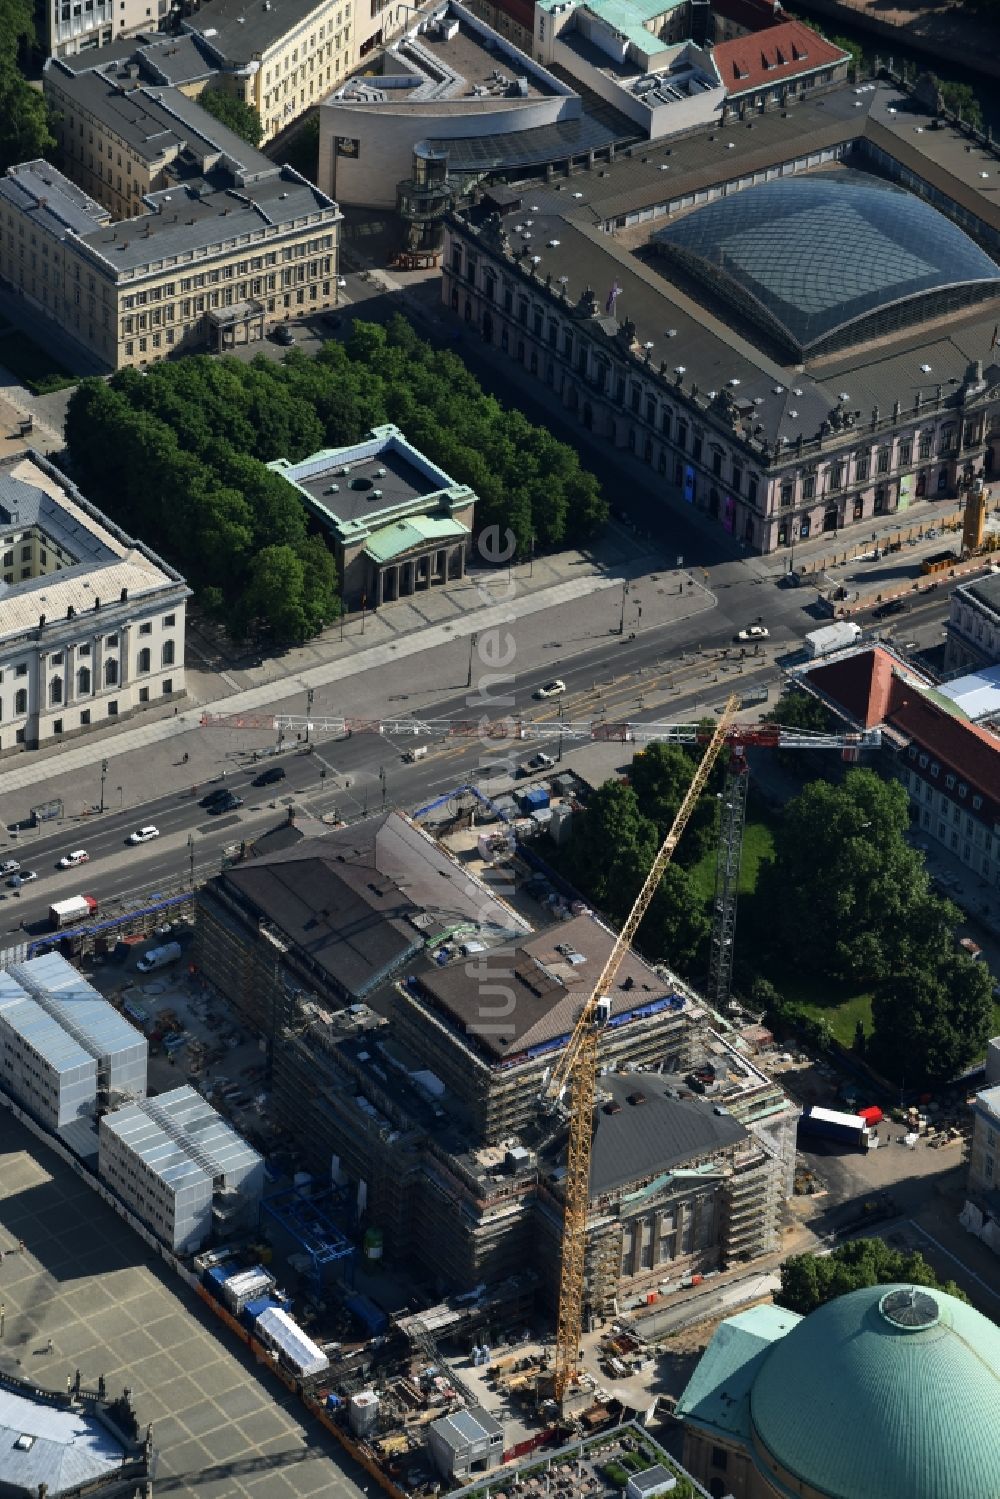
706;750;750;1012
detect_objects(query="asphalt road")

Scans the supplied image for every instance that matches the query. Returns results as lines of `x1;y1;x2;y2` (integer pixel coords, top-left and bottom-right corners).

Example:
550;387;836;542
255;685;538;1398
3;579;954;939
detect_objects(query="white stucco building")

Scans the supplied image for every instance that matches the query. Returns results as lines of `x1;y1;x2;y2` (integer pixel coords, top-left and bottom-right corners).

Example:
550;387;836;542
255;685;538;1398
319;1;590;208
0;451;189;756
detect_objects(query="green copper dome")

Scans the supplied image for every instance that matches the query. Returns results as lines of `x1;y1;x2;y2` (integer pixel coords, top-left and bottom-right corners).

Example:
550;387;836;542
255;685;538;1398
749;1283;1000;1499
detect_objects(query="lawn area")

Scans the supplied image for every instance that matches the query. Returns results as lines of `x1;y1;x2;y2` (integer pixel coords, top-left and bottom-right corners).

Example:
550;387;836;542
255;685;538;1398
778;971;875;1048
688;818;775;904
0;330;77;395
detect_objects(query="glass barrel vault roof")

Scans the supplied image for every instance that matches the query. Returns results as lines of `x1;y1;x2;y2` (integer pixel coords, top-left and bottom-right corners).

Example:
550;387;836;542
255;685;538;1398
653;169;1000;356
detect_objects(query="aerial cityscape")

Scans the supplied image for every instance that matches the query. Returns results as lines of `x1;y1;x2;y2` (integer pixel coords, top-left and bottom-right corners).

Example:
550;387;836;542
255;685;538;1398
0;0;998;1490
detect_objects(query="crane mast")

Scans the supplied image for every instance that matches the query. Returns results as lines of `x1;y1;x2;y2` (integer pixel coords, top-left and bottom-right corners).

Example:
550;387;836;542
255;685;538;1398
546;695;739;1403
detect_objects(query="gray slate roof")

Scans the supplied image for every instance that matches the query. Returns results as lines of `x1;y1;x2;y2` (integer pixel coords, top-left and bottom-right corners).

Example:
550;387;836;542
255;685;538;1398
81;168;336;273
0;161;109;240
459;80;1000;448
182;0;329;62
586;1072;747;1194
963;570;1000;614
221;811;529;1001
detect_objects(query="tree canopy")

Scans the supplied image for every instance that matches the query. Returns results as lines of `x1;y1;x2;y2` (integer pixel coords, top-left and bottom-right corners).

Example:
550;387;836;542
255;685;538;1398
754;767;992;1082
0;0;54;174
869;953;993;1086
196;88;263;148
64;316;606;639
777;1239;968;1317
756;768;931;984
553;747;715;976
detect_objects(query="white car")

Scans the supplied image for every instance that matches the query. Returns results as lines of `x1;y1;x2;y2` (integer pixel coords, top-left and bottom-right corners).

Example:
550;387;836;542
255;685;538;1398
0;859;19;875
129;826;160;845
8;870;36;887
735;624;769;643
534;679;567;699
58;849;89;868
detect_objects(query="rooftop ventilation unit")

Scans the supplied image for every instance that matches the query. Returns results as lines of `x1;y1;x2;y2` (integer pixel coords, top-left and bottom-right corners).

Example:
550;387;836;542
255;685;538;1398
375;467;387;477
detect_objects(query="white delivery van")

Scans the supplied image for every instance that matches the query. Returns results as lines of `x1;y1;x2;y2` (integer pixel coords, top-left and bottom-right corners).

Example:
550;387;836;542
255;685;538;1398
137;940;182;973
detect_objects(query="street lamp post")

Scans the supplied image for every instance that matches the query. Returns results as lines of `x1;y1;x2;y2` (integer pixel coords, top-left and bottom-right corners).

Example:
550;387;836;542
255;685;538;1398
379;765;387;812
187;833;195;888
99;759;108;814
116;786;123;811
466;632;478;689
528;533;535;579
619;580;629;636
306;688;315;745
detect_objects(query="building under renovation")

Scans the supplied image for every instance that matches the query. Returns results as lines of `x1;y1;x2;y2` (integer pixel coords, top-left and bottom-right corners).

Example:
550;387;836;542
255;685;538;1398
271;894;796;1314
193;810;530;1045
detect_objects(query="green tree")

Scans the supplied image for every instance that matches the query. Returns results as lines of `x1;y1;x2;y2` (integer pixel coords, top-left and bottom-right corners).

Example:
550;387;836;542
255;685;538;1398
777;1240;968;1316
932;76;984;130
641;863;710;973
561;780;658;921
238;545;311;642
0;0;54;173
764;687;834;736
756;769;929;982
629;739;718;865
869;951;993;1086
196;87;263;147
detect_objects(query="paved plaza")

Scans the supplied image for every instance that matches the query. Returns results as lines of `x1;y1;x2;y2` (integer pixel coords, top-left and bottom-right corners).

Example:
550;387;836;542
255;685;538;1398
0;1110;369;1499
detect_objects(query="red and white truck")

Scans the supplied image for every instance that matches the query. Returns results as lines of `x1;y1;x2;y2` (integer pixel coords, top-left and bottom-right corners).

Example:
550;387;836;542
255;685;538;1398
49;894;98;929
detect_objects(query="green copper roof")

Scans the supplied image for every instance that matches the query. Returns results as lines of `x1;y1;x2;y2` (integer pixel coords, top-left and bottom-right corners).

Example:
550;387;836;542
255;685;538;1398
676;1303;800;1443
363;515;468;564
749;1284;1000;1499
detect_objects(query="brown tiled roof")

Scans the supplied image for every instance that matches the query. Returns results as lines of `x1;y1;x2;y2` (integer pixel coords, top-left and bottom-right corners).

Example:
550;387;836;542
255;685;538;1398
886;690;1000;822
711;20;849;97
803;645;1000;824
803;645;907;728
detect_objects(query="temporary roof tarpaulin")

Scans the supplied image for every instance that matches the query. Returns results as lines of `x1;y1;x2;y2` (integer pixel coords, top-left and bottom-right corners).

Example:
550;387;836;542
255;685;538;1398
256;1305;329;1377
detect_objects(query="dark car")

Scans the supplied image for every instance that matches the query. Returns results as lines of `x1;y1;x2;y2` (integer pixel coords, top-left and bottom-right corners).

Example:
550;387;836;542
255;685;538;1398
873;598;907;620
272;324;295;346
208;793;244;815
252;765;287;787
199;787;232;809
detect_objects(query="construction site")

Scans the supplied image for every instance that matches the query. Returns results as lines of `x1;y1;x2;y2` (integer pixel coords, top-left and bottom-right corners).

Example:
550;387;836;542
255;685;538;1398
0;697;894;1497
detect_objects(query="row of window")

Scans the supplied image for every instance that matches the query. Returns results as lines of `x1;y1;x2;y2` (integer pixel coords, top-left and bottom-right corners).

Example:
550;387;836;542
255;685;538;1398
0;688;161;747
453;242;987;512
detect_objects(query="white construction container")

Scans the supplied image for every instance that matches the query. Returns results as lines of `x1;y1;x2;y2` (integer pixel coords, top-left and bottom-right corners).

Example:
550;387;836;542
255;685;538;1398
349;1390;380;1436
221;1265;275;1315
804;621;862;658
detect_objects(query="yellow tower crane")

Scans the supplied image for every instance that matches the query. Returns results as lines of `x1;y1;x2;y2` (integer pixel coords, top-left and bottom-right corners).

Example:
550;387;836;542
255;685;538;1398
542;694;740;1405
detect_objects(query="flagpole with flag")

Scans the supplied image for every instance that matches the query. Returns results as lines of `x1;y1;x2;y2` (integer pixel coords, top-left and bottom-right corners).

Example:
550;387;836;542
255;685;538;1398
991;323;998;352
606;280;622;316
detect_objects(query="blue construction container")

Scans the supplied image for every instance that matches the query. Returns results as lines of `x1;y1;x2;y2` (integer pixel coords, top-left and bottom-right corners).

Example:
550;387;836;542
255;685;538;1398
344;1292;388;1337
205;1264;231;1299
326;1393;342;1411
519;786;550;812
